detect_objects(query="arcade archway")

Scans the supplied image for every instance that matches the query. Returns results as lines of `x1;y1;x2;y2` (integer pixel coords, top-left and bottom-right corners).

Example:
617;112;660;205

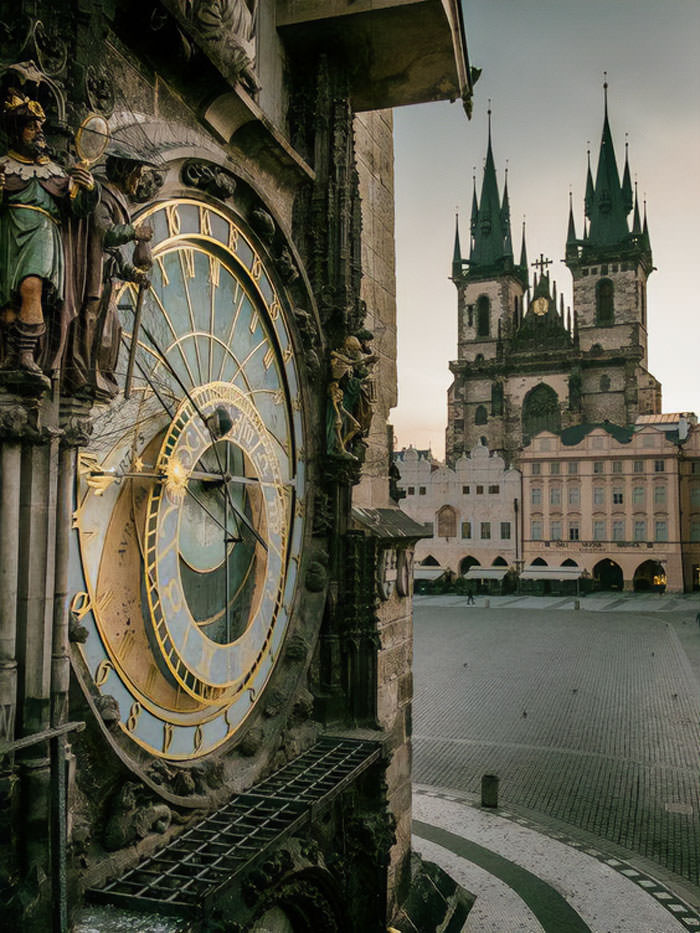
459;555;480;576
593;558;623;591
633;560;666;592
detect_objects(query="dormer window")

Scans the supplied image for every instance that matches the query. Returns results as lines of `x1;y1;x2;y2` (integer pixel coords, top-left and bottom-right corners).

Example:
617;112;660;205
477;295;490;337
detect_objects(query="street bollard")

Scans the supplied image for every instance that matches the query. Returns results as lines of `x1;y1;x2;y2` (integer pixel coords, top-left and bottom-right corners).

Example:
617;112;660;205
484;598;490;609
574;599;580;610
481;773;499;808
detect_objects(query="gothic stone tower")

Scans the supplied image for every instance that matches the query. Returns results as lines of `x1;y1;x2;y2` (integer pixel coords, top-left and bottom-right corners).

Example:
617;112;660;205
447;91;661;467
446;115;529;464
565;84;661;424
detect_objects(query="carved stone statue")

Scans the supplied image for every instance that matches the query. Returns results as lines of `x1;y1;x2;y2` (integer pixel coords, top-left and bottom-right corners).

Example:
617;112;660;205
63;149;154;400
326;334;377;458
170;0;259;93
0;89;96;383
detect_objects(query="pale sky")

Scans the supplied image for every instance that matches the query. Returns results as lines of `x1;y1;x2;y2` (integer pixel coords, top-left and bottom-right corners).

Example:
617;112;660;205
392;0;700;461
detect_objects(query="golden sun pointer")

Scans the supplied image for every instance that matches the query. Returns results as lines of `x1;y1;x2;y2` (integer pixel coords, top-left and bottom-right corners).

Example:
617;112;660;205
163;457;189;499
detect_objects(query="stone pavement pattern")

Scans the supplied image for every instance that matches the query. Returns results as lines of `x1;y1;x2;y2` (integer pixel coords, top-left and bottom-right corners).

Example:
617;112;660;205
413;789;698;933
412;597;700;889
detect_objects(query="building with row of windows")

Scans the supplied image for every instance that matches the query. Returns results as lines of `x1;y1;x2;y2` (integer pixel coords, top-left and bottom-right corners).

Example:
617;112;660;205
396;414;700;593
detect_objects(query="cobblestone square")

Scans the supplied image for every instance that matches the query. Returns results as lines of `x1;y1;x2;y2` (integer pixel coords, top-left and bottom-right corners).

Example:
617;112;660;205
412;597;700;888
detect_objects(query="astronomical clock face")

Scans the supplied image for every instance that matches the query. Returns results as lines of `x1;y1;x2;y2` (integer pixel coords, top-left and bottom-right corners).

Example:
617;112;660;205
70;199;305;761
532;296;548;316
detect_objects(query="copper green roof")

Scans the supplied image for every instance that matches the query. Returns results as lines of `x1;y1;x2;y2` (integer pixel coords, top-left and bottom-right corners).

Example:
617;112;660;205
559;422;634;446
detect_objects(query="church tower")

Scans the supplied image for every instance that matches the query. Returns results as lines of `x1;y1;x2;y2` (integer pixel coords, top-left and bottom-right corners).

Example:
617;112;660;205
446;113;529;464
565;82;661;422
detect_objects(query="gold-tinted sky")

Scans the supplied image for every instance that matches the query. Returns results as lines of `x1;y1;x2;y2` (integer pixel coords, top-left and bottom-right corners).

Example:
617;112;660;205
392;0;700;460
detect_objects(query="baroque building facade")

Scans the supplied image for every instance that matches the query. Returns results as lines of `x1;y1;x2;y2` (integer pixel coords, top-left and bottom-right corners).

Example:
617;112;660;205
0;3;476;931
446;93;661;467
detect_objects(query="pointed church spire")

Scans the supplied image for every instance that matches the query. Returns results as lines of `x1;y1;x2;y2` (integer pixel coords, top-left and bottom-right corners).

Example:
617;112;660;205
470;170;478;236
468;106;515;276
587;77;631;247
452;212;463;280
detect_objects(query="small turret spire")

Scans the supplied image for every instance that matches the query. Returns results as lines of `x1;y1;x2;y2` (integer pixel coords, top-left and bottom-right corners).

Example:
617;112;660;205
584;144;594;219
632;180;642;235
566;189;578;260
452;211;463;280
519;218;529;289
621;134;633;213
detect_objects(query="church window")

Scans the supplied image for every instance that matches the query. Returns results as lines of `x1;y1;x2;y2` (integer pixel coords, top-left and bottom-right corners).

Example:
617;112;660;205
462;485;470;495
593;486;605;506
634;520;647;541
477;295;490;337
550;462;560;475
419;486;426;495
531;487;542;506
532;463;541;475
480;522;491;540
531;521;543;541
654;485;667;505
437;506;457;538
569;522;580;541
551;521;562;540
522;384;561;440
568;461;579;475
593;520;606;540
612;461;623;474
462;521;472;539
600;375;611;392
475;405;488;425
654;460;665;473
613;520;625;541
568;486;581;506
476;485;484;495
596;278;615;325
612;488;624;505
488;484;500;494
655;521;668;542
632;486;645;505
500;522;511;540
407;486;415;496
475;353;485;362
491;382;504;416
550;486;561;506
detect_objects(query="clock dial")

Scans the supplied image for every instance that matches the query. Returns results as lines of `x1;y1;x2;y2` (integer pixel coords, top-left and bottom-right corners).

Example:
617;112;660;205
70;199;305;761
532;296;548;316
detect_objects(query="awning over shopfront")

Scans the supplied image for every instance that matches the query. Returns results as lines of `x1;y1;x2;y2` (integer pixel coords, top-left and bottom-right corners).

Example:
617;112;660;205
520;567;583;581
464;568;508;580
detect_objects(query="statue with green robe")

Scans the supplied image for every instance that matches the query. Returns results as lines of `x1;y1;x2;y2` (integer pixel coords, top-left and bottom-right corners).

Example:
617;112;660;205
0;89;97;382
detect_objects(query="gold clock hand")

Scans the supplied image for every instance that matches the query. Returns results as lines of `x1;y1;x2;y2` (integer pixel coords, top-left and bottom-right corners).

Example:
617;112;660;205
139;323;269;553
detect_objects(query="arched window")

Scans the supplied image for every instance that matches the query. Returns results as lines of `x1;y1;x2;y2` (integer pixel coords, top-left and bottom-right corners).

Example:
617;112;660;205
477;295;490;337
475;405;488;425
437;506;457;538
522;384;560;440
421;555;440;566
599;374;611;392
596;278;614;325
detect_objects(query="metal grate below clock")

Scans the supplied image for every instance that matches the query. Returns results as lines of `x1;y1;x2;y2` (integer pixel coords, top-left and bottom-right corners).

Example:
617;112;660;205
88;736;381;917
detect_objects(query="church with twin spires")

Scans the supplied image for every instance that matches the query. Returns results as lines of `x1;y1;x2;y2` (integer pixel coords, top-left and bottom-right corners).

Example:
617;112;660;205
446;89;662;467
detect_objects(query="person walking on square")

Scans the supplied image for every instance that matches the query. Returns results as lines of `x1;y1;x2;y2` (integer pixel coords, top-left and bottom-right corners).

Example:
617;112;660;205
466;584;475;606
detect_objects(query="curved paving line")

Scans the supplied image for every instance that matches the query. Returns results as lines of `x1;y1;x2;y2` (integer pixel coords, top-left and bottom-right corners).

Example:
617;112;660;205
413;819;592;933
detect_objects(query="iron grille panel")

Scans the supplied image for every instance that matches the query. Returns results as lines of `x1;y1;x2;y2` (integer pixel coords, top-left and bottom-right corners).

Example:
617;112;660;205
89;737;380;916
